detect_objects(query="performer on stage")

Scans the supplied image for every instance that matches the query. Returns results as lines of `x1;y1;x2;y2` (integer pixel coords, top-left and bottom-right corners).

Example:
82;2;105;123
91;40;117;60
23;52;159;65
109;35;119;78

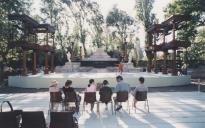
118;61;124;75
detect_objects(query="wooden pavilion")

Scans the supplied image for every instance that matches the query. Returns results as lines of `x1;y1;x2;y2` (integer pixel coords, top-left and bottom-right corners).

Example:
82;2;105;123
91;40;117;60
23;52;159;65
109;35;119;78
8;14;55;75
146;15;191;76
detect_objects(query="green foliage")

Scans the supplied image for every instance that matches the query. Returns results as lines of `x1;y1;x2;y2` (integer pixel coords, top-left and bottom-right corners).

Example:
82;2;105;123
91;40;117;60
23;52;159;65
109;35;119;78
87;2;104;48
106;7;134;52
0;0;31;79
106;7;134;30
164;0;205;41
61;0;93;56
183;29;205;67
135;0;155;29
164;0;205;67
54;49;67;66
135;0;155;45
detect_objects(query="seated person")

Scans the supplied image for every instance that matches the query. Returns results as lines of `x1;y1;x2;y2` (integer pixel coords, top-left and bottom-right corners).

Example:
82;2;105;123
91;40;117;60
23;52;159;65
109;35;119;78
63;80;81;113
85;79;96;111
131;77;148;108
99;80;113;110
114;75;130;111
49;80;60;92
49;80;61;111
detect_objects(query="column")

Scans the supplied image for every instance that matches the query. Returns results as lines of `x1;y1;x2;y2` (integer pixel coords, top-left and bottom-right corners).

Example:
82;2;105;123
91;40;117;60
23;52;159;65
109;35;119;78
162;30;168;74
51;33;55;73
32;51;37;74
32;34;37;74
22;51;27;75
172;22;177;75
153;33;157;73
147;33;152;73
44;33;49;74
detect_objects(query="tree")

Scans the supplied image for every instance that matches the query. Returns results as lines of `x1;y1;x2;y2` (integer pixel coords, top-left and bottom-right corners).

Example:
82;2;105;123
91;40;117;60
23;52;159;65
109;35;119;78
106;7;134;60
164;0;205;42
164;0;205;67
135;0;155;45
61;0;92;57
0;0;31;80
87;2;104;48
41;0;67;50
183;28;205;67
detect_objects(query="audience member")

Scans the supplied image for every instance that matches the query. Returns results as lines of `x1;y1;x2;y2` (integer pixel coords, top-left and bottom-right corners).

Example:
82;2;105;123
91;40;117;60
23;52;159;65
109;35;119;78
49;80;60;92
99;80;113;110
86;79;96;92
49;80;61;111
114;75;129;111
85;79;96;111
63;80;81;113
131;77;148;108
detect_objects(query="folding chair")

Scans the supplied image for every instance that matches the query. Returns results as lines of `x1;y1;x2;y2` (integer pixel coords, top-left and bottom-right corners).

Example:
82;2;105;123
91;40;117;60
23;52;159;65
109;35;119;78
0;100;22;128
0;112;19;128
50;111;78;128
83;92;97;113
49;92;63;112
134;91;149;112
114;91;129;114
64;91;77;112
21;111;46;128
98;92;113;114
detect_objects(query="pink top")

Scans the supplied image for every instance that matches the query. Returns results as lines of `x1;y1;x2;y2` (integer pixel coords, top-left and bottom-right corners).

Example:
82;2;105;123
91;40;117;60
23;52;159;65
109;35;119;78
86;84;96;92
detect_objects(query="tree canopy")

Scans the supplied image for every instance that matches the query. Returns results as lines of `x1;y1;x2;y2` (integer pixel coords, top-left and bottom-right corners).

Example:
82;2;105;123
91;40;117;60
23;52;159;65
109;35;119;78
164;0;205;67
106;7;135;58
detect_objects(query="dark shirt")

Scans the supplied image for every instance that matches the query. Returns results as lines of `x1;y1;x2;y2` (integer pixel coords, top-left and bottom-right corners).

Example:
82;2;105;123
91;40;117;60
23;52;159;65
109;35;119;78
62;87;75;99
99;86;112;95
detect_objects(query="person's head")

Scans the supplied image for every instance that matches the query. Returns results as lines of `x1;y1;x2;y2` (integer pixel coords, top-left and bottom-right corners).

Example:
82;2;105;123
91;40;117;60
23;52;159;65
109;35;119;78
51;80;58;86
88;79;95;87
65;80;72;87
139;77;145;84
103;80;109;86
116;75;123;82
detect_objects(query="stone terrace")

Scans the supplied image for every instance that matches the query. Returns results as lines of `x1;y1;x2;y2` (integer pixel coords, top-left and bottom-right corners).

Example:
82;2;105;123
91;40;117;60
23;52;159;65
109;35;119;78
1;91;205;128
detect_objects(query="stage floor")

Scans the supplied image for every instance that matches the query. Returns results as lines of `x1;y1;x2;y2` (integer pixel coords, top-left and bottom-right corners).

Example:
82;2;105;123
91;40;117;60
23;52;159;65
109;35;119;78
8;72;191;88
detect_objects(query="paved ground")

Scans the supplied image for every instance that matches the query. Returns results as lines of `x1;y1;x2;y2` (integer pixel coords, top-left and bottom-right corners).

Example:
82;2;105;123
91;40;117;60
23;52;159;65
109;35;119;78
1;84;205;93
1;91;205;128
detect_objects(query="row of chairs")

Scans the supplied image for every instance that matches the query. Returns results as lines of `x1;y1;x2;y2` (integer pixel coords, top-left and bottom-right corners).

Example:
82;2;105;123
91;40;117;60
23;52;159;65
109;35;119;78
0;111;77;128
50;91;149;114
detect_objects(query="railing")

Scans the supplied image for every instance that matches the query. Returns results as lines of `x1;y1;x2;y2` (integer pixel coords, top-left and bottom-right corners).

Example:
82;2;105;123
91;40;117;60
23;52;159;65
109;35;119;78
191;79;205;92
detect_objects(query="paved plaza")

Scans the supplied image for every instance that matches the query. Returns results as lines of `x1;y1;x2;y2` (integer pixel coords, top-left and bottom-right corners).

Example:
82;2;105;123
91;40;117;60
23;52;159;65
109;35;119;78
0;91;205;128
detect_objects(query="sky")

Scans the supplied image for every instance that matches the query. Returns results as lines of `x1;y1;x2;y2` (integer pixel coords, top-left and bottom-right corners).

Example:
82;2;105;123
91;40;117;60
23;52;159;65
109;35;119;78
31;0;173;47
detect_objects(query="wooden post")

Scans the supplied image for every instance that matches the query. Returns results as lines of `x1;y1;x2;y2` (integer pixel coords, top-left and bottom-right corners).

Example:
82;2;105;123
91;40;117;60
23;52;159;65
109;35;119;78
173;49;177;75
162;30;168;74
22;51;27;75
32;52;37;74
51;33;55;73
172;22;177;75
32;34;37;74
44;33;49;74
147;33;152;73
153;33;157;73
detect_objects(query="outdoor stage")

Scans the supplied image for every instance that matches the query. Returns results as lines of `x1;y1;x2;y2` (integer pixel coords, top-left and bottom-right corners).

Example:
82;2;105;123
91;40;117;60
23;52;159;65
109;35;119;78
8;72;191;88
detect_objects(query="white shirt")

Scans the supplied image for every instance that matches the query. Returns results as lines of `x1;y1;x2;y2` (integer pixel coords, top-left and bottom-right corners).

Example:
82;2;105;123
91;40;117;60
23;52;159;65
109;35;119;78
132;84;148;96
